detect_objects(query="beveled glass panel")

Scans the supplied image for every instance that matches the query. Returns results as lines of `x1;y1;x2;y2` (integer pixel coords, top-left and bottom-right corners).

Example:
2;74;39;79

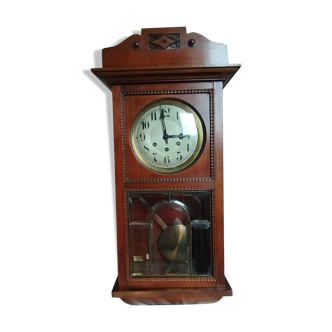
128;190;212;277
129;224;150;276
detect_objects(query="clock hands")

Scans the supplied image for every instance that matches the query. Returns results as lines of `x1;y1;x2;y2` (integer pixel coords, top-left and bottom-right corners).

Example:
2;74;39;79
160;107;191;145
159;107;169;144
168;133;191;139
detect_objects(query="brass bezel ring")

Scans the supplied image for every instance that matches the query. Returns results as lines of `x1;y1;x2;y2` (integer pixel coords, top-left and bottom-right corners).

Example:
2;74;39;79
130;99;205;174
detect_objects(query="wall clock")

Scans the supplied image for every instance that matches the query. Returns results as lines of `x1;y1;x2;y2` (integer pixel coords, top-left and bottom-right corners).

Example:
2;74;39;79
91;27;241;305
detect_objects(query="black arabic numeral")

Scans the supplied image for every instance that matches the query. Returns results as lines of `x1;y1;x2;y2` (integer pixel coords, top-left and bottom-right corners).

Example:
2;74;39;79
151;112;157;121
176;152;182;161
142;121;149;130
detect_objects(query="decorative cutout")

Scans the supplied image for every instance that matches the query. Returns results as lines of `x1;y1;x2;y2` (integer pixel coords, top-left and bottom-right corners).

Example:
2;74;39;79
148;34;180;50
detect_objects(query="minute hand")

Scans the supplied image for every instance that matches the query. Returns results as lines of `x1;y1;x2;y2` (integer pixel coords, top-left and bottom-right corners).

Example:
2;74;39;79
168;133;190;139
159;108;168;144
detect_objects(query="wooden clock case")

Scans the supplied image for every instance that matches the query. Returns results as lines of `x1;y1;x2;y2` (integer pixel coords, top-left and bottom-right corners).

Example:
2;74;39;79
91;27;240;305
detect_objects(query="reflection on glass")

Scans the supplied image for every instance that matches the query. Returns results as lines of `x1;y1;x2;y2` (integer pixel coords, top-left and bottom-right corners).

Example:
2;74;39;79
129;224;150;276
180;113;198;136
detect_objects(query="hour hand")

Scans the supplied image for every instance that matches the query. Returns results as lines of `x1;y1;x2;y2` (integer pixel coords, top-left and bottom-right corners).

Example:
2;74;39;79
168;133;190;139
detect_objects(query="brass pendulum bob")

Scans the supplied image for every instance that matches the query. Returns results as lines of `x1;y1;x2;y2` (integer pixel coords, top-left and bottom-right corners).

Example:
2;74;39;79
138;197;188;263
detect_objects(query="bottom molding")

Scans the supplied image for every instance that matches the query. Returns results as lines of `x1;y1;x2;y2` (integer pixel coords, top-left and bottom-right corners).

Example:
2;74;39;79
112;277;232;305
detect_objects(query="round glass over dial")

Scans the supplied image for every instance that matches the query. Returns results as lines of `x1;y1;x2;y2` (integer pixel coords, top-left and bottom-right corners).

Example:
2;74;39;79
130;100;205;173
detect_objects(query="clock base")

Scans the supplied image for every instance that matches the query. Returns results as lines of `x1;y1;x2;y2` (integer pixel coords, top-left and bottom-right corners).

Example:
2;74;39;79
112;278;232;305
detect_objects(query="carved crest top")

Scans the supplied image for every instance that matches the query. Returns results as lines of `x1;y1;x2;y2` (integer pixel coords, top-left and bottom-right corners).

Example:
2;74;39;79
92;27;240;87
101;27;230;69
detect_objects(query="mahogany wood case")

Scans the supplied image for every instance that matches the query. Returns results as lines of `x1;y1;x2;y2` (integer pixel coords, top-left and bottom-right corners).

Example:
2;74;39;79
90;25;243;305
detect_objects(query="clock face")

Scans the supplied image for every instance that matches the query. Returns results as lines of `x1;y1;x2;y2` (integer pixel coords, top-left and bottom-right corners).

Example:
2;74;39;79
130;100;205;173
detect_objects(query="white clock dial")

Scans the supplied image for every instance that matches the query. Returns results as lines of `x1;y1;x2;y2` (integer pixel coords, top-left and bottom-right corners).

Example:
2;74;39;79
130;100;204;173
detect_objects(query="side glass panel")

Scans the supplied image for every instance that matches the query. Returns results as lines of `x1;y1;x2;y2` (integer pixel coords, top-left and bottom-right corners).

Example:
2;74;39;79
172;191;212;276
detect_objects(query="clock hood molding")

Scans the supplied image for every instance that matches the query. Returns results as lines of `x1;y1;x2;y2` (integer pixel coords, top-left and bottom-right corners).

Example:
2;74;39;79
91;27;241;87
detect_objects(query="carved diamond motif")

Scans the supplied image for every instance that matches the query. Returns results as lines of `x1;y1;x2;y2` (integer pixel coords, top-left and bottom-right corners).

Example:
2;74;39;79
148;34;180;50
